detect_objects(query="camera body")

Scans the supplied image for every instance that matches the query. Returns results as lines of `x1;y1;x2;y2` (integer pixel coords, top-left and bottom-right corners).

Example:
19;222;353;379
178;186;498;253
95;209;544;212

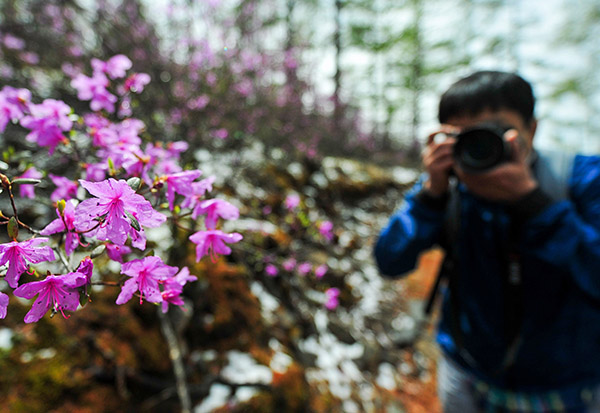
453;123;512;173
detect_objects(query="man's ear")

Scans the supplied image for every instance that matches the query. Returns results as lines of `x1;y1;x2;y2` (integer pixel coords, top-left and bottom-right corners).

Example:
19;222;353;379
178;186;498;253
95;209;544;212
528;119;538;141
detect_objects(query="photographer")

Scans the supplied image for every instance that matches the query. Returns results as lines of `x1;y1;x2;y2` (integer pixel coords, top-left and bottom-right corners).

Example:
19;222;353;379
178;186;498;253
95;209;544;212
374;71;600;412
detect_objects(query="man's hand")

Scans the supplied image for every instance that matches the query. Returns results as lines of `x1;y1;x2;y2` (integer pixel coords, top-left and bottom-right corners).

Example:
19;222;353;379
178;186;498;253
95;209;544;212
422;128;457;197
454;130;538;202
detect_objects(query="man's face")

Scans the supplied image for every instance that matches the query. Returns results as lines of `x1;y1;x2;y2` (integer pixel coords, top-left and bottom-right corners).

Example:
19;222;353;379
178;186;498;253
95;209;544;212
443;108;537;157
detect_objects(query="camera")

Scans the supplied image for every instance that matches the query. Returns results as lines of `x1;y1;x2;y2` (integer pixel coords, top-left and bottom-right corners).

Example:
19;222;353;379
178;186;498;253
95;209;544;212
453;123;512;173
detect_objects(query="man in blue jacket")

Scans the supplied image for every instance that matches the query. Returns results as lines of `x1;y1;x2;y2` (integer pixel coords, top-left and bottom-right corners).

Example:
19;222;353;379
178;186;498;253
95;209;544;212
374;71;600;412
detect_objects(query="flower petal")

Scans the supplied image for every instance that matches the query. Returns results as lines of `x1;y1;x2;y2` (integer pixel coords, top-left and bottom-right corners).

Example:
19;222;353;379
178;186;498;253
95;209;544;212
116;278;138;305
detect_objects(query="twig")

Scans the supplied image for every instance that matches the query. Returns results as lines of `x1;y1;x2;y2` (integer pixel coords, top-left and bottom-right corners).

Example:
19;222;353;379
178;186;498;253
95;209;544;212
55;246;74;273
158;308;192;413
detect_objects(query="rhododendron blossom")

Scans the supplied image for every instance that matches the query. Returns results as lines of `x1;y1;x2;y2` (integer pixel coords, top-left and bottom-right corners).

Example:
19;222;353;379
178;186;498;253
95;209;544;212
0;86;30;132
192;198;239;228
124;72;151;93
0;238;56;288
180;177;216;211
325;288;340;310
105;243;132;263
0;292;8;319
40;199;80;256
160;267;197;313
48;174;78;202
92;55;132;79
265;264;278;277
71;71;117;113
189;230;243;262
13;271;87;323
282;257;296;272
20;98;73;154
318;220;334;242
285;194;300;211
314;264;328;279
297;262;312;276
162;170;202;210
116;256;178;305
74;178;166;247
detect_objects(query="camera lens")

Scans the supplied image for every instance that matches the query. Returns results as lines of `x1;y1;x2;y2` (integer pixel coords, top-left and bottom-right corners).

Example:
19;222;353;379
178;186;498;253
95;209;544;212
453;125;510;173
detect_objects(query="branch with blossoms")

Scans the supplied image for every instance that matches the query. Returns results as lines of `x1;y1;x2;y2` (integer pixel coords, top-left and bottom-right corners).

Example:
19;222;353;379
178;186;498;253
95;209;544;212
0;54;243;323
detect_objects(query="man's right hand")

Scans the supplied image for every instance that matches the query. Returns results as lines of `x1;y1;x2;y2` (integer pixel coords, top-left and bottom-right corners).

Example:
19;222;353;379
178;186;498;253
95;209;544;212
422;128;457;197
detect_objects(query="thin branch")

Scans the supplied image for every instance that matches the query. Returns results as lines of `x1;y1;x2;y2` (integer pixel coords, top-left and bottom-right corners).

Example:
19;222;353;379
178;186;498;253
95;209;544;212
158;308;192;413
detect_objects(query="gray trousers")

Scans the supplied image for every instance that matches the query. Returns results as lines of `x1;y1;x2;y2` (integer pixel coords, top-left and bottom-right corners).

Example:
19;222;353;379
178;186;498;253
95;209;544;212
437;354;600;413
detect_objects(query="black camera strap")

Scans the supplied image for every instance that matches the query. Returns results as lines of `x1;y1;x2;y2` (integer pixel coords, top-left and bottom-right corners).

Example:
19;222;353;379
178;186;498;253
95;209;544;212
424;180;479;368
497;220;524;375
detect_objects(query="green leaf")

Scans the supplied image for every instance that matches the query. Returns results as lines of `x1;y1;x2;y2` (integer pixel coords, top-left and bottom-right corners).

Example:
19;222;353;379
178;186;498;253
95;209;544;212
90;244;106;259
124;210;141;231
7;216;18;239
11;178;41;186
79;291;90;308
127;177;142;192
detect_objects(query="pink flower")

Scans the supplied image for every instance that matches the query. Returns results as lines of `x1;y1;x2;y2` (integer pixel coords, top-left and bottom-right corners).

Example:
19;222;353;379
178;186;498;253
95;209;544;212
116;256;178;305
163;170;203;210
212;128;228;139
83;162;108;181
48;174;78;202
13;271;87;323
284;194;300;211
282;257;296;272
325;288;340;310
71;71;117;113
160;267;197;313
19;52;39;65
297;262;312;276
318;220;334;242
40;199;80;256
187;95;210;110
105;243;132;263
20;99;73;154
92;55;132;79
189;230;243;262
0;292;8;319
76;257;94;284
74;178;166;247
192;199;239;228
265;264;279;277
166;141;189;157
0;238;56;288
124;72;151;93
180;177;216;210
314;264;328;279
2;34;25;50
0;86;30;132
16;167;42;199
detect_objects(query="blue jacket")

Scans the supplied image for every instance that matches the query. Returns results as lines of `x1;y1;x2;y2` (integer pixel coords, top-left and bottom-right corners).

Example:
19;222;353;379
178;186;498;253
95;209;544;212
374;152;600;392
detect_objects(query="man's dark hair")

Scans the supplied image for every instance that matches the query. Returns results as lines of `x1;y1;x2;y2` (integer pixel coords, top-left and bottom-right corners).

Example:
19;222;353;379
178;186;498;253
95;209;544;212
438;71;535;125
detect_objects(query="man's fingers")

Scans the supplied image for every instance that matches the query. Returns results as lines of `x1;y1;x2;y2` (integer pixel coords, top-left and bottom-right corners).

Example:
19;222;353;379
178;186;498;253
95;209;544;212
504;129;525;163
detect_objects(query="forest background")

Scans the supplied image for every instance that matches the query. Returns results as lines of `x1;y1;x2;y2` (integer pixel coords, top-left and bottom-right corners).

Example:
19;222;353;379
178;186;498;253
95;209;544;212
0;0;598;412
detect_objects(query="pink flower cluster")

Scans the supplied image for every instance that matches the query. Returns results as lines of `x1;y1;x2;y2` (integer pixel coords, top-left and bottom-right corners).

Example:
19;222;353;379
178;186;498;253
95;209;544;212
0;55;243;323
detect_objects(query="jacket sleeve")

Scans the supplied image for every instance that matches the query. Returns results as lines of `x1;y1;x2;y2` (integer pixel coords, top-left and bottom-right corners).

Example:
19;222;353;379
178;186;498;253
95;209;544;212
519;155;600;300
374;178;447;277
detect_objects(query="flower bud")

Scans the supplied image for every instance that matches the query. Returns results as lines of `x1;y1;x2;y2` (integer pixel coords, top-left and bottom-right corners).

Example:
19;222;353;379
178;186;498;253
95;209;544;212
57;199;66;216
0;174;10;190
